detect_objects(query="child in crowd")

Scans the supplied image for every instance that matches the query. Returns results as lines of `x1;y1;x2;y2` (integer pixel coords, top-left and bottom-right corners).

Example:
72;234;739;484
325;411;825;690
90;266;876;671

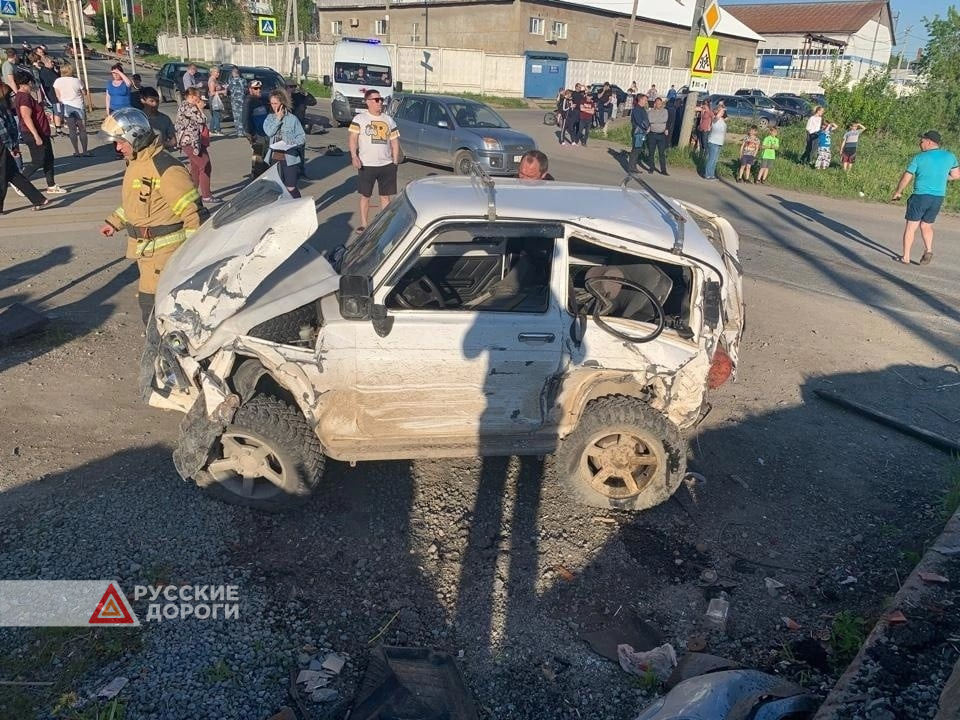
841;122;865;171
756;126;779;184
737;124;760;183
815;121;837;170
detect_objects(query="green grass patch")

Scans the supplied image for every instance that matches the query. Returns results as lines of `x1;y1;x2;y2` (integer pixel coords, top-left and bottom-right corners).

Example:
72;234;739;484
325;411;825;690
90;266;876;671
598;119;960;212
299;78;331;99
451;92;528;109
202;658;233;684
943;458;960;517
829;611;868;669
0;627;141;719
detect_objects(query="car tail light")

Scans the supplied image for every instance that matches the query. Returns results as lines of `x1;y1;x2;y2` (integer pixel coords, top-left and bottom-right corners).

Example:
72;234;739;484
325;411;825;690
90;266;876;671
707;345;733;390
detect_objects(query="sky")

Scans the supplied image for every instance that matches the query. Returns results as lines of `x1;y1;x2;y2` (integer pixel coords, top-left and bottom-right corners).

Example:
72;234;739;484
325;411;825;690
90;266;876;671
722;0;950;58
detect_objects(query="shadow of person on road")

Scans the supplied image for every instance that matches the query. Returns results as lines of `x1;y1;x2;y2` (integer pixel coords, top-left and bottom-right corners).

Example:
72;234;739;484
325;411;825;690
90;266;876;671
769;193;896;258
0;246;73;295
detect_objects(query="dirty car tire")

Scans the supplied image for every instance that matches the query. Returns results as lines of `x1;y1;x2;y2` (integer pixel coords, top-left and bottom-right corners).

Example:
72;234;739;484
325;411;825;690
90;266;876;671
247;303;319;345
202;394;324;511
453;149;474;176
555;395;685;510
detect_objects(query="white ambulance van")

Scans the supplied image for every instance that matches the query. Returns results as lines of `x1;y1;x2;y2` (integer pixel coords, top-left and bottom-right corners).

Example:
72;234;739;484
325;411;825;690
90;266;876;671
325;38;396;126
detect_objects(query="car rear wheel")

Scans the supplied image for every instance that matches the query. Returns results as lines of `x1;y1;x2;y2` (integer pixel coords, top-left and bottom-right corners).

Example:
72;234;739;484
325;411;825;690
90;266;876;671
555;395;685;510
201;394;324;511
453;149;474;176
758;117;770;128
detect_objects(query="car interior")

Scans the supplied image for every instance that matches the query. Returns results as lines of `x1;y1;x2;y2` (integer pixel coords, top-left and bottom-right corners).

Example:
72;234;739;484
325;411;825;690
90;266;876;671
386;226;554;313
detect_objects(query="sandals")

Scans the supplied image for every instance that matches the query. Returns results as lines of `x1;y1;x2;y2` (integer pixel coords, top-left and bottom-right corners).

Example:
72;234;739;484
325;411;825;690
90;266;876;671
33;198;51;211
355;226;365;234
920;251;933;265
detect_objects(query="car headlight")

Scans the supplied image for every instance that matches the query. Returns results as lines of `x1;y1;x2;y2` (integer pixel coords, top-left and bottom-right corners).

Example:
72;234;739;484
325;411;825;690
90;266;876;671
334;91;346;103
481;137;502;151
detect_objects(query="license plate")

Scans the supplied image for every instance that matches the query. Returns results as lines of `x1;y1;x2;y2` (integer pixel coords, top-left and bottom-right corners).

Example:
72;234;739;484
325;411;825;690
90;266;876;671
513;155;522;163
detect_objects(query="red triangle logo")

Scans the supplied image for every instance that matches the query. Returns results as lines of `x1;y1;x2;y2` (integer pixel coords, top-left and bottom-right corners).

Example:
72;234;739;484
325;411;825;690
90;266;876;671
89;583;137;625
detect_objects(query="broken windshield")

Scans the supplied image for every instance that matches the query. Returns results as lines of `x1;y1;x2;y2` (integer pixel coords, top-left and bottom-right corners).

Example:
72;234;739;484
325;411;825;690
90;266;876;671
340;194;417;278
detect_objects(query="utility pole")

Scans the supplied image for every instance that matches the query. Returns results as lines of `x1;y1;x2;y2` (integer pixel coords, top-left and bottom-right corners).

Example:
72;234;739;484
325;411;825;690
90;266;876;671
678;0;706;156
173;0;184;60
102;0;110;49
121;0;135;74
625;0;638;64
68;0;91;109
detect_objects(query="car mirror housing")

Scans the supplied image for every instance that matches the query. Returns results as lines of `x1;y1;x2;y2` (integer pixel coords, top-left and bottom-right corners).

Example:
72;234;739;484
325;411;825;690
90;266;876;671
437;120;449;129
323;74;332;86
338;274;373;320
394;80;403;93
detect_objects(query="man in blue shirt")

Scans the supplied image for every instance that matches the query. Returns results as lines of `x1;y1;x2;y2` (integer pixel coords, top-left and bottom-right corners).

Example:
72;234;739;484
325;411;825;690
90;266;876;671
892;130;959;265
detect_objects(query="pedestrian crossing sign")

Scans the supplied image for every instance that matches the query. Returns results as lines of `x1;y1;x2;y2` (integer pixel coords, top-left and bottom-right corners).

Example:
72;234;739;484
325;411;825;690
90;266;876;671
690;36;718;79
258;16;277;37
0;0;18;17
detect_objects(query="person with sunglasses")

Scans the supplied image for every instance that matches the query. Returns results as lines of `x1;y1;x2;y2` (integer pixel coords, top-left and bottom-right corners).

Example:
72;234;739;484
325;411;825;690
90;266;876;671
347;88;400;233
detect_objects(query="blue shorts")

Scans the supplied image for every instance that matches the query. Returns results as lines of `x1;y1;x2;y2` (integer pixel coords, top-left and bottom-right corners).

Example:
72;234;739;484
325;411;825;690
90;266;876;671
905;194;944;224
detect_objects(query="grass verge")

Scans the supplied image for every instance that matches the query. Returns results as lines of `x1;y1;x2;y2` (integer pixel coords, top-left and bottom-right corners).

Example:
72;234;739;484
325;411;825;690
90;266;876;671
944;458;960;518
829;610;868;670
0;627;141;719
597;120;960;213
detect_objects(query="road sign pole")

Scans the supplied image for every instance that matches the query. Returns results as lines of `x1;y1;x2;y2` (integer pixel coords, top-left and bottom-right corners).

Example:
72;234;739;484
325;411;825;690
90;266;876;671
679;0;707;154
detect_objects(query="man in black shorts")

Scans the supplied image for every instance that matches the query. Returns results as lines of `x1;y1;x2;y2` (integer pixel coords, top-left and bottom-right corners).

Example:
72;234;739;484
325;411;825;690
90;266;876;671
348;88;401;232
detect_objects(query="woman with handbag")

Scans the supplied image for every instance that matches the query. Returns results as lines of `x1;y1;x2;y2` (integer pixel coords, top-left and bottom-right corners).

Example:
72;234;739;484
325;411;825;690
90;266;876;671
262;88;306;198
207;67;226;136
175;87;219;204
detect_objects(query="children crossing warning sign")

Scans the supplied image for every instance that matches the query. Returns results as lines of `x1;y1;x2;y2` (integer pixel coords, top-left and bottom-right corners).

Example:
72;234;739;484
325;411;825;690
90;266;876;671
690;36;719;79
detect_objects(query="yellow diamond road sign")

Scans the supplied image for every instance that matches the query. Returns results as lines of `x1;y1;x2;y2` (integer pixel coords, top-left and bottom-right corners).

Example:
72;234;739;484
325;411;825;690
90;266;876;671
702;0;722;37
690;36;718;79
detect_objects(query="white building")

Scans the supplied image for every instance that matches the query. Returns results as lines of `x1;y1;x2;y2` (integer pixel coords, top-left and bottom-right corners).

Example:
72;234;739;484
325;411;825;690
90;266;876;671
725;0;895;81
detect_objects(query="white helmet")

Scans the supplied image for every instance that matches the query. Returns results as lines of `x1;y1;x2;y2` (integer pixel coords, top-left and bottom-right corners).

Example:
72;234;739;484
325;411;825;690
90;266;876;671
100;108;156;153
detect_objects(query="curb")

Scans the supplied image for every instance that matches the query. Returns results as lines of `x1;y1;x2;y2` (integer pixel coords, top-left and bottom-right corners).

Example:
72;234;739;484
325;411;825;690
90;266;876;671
814;504;960;719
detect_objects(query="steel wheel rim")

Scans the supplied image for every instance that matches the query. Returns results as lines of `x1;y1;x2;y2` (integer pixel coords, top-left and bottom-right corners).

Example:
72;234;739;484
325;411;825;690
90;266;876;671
455;154;473;175
579;427;661;500
207;429;288;500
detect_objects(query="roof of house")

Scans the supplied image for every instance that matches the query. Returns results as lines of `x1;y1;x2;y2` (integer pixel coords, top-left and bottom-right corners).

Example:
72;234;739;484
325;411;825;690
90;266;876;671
724;1;890;36
555;0;764;41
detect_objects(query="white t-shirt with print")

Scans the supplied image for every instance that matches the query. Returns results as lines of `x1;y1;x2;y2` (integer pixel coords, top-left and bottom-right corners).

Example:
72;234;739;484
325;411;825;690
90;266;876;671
348;110;399;167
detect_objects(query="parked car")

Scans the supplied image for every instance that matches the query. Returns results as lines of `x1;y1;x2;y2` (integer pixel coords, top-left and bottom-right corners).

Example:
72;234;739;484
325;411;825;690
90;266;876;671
134;43;159;56
156;62;210;103
802;92;827;107
214;65;290;121
587;83;628;104
388;93;537;176
740;94;800;123
734;88;768;98
771;93;814;116
142;166;745;512
704;94;784;127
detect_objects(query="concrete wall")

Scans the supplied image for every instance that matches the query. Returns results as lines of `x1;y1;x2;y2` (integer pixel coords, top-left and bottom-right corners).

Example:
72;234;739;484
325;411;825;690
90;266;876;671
312;0;758;66
157;33;823;97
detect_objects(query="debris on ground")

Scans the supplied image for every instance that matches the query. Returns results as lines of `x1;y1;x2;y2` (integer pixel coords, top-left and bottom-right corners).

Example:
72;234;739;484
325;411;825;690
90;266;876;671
633;669;819;720
782;617;801;631
617;643;677;683
918;571;949;584
265;708;296;720
664;652;741;689
765;577;786;596
0;302;49;346
350;646;478;720
95;676;128;699
577;606;663;663
704;593;730;631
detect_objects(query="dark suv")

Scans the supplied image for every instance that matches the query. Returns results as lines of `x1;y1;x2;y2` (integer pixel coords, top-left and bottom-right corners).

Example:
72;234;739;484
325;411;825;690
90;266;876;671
705;94;785;127
216;65;290;120
156;62;210;103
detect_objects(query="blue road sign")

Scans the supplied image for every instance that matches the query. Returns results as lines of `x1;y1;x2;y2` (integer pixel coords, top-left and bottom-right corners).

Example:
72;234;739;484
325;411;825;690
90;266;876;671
258;16;277;37
1;0;19;17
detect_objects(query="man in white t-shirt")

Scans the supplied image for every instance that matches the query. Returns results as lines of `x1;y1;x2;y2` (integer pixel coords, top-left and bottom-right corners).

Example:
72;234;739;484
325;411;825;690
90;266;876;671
799;105;824;165
347;88;400;232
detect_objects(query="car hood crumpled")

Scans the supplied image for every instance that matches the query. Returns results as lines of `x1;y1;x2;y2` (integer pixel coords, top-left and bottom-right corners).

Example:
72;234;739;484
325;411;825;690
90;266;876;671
153;165;338;358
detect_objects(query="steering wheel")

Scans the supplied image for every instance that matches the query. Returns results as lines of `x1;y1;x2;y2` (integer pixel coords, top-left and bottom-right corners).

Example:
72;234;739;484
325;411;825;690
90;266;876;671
394;274;446;309
583;275;666;344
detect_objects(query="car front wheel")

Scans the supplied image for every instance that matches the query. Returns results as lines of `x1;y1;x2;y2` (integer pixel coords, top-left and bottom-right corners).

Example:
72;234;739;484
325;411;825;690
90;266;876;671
453;149;474;175
199;394;324;511
555;395;685;510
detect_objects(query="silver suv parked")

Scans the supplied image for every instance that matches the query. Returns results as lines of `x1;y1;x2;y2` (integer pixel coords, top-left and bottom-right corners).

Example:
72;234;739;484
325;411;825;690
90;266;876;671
142;167;744;512
389;93;537;176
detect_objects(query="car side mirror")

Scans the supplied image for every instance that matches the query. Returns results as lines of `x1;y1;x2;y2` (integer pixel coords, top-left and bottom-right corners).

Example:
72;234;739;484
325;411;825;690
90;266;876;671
323;74;331;87
437;120;449;129
338;274;372;320
394;80;403;93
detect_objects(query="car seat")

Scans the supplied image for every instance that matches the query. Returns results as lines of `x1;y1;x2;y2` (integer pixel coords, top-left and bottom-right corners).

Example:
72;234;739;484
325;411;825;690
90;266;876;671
455;108;475;127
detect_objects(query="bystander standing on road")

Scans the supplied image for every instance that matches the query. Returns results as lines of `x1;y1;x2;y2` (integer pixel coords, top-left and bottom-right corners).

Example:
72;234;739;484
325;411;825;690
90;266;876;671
207;67;226;136
891;130;960;266
0;82;49;213
13;70;66;194
737;125;760;183
645;97;669;175
799;105;824;165
99;108;204;323
53;63;90;156
627;93;649;173
756;126;779;185
241;80;270;177
517;150;554;180
703;107;727;180
696;99;713;155
181;64;202;95
104;63;133;115
37;55;62;137
175;87;219;205
348;88;400;233
841;122;866;172
139;87;175;150
560;89;577;146
2;49;17;91
227;67;247;138
263;88;306;198
578;92;595;146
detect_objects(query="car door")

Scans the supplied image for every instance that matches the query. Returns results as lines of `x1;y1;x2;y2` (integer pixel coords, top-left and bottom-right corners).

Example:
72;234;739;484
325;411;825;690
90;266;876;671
350;221;565;443
418;100;454;165
392;96;426;159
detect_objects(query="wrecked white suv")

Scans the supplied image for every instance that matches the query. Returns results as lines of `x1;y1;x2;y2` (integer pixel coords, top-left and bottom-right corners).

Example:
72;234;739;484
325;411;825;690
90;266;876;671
142;166;744;511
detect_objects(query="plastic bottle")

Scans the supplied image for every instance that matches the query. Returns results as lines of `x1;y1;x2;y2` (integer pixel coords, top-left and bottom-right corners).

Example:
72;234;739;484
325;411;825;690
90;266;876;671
705;591;730;631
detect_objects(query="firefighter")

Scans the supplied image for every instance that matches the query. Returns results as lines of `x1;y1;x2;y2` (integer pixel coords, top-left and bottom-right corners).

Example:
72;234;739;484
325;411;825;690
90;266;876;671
98;108;204;324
